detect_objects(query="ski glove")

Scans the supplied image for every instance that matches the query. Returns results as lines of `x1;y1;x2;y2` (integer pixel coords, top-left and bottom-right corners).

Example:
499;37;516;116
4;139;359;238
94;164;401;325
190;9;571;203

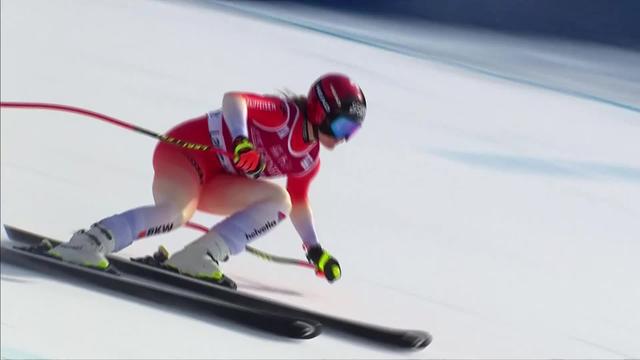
232;136;265;178
306;245;341;283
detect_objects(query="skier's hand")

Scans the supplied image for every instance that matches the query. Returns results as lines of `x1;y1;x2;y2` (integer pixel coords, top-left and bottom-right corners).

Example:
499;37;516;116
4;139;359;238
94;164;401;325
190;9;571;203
233;136;265;178
305;245;341;283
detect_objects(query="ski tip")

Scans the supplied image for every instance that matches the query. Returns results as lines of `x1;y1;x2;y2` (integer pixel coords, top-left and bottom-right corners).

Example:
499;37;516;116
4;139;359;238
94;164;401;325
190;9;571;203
402;330;433;349
3;224;18;239
291;320;322;339
3;224;33;239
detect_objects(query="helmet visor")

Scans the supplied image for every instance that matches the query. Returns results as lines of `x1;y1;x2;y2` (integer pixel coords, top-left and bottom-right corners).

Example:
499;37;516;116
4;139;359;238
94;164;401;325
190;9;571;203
330;115;361;140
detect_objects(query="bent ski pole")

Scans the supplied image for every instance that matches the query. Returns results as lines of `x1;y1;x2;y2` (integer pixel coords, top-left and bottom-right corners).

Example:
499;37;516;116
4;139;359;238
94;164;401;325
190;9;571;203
0;102;231;156
244;246;316;270
185;221;317;271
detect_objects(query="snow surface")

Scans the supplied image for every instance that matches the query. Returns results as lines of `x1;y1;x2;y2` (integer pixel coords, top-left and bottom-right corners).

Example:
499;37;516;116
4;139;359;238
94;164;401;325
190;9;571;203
2;0;639;358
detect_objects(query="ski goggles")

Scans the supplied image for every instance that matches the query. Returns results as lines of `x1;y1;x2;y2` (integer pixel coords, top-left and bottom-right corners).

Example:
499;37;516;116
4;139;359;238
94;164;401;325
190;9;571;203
328;115;361;140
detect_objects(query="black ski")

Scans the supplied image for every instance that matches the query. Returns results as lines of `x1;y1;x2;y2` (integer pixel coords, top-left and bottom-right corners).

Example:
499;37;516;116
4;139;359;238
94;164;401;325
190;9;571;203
0;233;320;340
3;225;432;350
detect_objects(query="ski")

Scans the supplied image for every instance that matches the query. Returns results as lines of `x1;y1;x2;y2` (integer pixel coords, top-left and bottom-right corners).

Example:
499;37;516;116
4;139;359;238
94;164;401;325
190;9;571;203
0;232;320;340
3;225;433;350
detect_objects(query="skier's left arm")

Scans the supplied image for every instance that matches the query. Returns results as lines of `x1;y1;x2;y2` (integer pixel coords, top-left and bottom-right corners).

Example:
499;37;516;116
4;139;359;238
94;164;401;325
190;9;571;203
222;92;277;178
286;162;341;283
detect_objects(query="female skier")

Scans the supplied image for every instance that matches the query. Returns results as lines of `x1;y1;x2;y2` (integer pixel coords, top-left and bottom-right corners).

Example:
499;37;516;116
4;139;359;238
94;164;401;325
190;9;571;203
48;73;366;284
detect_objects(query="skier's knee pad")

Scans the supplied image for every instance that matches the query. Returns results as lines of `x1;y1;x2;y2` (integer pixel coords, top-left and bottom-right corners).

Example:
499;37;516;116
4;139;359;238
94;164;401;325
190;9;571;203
169;200;198;227
265;186;292;215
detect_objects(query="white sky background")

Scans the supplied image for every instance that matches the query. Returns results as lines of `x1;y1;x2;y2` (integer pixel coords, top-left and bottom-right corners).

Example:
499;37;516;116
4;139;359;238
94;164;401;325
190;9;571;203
1;0;639;358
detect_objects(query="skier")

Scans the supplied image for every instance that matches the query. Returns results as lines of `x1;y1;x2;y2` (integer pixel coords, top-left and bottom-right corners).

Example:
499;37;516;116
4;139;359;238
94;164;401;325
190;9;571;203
48;73;366;284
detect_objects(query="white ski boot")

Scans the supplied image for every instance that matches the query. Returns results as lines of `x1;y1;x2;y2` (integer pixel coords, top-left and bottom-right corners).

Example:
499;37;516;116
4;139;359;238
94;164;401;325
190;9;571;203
48;223;116;270
164;231;230;282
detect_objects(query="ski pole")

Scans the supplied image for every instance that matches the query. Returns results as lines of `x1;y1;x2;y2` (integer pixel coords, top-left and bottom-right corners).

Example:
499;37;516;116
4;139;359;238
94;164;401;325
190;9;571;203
185;221;317;271
0;102;231;156
244;246;316;269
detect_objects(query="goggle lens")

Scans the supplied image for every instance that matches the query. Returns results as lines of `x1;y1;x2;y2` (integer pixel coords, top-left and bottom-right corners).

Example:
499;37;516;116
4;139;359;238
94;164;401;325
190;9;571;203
330;116;361;140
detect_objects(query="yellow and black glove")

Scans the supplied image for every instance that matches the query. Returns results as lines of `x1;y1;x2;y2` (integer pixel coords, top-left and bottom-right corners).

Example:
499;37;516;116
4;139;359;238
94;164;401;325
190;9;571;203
232;136;265;178
306;245;341;283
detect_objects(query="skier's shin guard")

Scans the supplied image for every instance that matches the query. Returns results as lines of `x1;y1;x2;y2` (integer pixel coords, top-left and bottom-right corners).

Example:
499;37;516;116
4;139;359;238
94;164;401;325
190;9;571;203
212;199;290;254
99;202;187;251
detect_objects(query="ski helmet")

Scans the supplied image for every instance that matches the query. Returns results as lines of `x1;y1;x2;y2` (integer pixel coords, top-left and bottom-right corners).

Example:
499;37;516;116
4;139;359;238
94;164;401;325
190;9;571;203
307;73;366;140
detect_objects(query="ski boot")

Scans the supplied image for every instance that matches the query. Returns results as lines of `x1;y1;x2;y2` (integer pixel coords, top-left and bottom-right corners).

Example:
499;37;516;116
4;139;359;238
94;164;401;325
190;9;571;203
133;232;236;289
48;223;115;270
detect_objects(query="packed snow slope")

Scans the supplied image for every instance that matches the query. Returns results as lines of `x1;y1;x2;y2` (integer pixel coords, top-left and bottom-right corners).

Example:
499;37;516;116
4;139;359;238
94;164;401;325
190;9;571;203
2;0;639;358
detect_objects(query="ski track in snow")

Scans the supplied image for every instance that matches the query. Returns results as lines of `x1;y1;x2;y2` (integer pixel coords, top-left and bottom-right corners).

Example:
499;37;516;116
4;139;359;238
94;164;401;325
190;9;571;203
2;0;639;358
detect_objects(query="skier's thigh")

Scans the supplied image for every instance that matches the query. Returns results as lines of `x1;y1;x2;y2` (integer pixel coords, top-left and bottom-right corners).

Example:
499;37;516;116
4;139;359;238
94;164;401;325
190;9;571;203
198;175;289;215
152;156;201;221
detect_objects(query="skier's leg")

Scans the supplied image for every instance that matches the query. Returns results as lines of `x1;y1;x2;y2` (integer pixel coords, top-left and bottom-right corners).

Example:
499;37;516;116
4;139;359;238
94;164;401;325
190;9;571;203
101;141;205;248
198;175;291;254
49;144;202;267
104;114;219;250
165;175;291;279
99;161;201;251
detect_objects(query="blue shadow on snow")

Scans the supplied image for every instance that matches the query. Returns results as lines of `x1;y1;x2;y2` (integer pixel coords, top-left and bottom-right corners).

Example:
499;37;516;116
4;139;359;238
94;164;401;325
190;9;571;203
431;149;640;183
